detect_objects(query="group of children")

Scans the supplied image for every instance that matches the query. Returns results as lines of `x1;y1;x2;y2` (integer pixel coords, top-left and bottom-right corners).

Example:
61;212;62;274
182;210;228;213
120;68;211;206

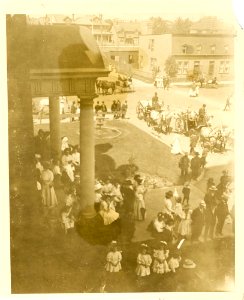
105;241;181;278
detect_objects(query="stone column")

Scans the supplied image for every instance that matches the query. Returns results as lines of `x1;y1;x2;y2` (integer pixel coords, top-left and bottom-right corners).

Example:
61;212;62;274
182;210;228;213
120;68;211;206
49;96;61;159
79;96;96;218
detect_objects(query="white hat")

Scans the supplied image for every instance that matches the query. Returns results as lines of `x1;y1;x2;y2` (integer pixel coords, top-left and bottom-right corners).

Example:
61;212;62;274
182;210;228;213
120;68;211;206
183;259;196;269
95;183;102;191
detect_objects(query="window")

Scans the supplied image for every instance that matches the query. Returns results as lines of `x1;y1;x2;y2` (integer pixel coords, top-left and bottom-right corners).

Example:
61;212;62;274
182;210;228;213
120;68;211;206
150;57;157;70
208;61;215;75
110;55;115;60
219;61;230;74
148;39;155;51
210;44;216;54
177;61;189;75
194;61;200;72
182;45;187;54
128;54;134;64
196;44;202;54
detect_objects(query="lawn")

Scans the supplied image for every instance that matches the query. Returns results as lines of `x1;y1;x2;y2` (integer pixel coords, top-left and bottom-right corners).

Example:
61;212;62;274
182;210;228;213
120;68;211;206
10;119;234;293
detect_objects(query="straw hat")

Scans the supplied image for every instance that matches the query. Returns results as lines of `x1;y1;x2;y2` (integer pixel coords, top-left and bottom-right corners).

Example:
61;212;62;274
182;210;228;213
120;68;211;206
183;259;196;269
95;182;102;191
209;185;218;191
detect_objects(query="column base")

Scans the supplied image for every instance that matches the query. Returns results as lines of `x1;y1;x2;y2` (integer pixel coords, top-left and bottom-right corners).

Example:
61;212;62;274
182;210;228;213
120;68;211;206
80;204;97;219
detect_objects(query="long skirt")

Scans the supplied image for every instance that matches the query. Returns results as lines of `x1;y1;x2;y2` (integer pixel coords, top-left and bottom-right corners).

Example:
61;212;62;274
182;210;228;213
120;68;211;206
134;198;146;221
41;184;58;207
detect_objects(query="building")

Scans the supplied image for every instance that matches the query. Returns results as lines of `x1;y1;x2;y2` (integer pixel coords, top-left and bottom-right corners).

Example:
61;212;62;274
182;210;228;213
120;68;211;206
27;14;113;46
138;17;235;81
138;33;235;81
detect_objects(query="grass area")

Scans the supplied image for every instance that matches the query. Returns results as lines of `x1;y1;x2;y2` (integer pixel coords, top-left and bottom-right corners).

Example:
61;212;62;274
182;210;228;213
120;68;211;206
10;119;234;293
34;119;181;183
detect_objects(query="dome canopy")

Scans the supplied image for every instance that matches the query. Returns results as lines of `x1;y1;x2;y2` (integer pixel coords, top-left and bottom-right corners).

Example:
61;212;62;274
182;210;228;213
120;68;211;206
27;24;105;69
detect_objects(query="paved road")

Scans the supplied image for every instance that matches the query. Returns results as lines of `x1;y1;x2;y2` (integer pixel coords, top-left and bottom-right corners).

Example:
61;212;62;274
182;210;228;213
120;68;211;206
94;79;234;168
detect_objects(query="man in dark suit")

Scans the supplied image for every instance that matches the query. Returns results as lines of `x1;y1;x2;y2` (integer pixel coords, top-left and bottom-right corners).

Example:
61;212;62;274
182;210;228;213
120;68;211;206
191;201;206;242
178;152;190;177
204;201;217;240
191;152;202;180
120;179;135;214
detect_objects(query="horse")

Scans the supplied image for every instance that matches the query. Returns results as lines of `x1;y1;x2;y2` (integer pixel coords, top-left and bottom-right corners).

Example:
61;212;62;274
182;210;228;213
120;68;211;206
96;80;116;95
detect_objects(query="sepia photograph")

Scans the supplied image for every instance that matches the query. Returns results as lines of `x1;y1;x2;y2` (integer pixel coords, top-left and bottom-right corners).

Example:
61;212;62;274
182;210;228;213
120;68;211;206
1;0;244;297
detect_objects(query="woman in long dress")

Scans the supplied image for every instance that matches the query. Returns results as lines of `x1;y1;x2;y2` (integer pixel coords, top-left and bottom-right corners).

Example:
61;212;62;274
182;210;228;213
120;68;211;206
178;205;192;239
171;134;182;155
99;197;119;226
134;178;147;221
41;162;58;208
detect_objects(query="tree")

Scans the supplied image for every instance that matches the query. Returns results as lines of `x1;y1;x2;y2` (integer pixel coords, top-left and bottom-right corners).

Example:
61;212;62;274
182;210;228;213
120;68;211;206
164;56;178;78
172;17;192;34
151;17;170;34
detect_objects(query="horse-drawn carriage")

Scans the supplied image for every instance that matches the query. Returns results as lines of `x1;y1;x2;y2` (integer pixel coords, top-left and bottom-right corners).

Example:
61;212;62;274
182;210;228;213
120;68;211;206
96;73;134;95
199;126;234;153
136;100;215;137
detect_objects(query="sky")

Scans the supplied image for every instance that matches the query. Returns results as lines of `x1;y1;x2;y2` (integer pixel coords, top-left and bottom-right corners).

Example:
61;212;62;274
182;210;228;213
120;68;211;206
0;0;241;24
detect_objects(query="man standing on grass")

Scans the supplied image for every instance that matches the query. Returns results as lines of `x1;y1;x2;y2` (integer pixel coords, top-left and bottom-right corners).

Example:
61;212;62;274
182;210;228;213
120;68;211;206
190;152;201;180
178;152;190;178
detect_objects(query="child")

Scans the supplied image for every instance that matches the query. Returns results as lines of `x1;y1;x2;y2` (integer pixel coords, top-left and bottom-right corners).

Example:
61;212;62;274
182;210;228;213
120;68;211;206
168;252;181;273
152;241;170;274
182;182;191;205
52;159;62;188
207;177;215;192
178;205;192;240
174;197;184;238
136;244;152;277
61;205;75;234
105;241;122;273
174;197;184;219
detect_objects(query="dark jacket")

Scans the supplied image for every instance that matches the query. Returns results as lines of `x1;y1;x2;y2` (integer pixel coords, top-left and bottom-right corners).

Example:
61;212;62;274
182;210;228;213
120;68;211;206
179;155;190;170
191;156;201;170
191;207;205;226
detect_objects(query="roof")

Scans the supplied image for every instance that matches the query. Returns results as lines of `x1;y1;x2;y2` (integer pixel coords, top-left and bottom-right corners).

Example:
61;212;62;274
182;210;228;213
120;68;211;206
7;17;105;71
190;17;234;33
113;21;142;33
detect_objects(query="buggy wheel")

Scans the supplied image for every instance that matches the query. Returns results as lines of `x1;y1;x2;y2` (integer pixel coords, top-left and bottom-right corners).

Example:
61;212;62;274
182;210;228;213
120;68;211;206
175;118;184;133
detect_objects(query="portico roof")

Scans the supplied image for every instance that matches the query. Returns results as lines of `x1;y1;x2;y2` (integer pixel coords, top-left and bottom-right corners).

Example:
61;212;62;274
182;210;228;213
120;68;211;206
27;24;105;70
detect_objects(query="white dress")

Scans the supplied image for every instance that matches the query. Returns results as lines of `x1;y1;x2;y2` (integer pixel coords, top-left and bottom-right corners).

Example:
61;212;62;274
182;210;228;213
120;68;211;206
168;257;181;272
61;208;75;230
41;169;58;207
178;210;192;237
134;185;146;220
105;251;122;272
171;135;182;154
99;201;119;225
136;253;152;276
152;249;170;274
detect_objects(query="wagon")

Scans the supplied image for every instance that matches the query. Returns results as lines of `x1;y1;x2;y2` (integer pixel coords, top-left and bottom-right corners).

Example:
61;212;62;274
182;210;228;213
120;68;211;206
136;100;152;120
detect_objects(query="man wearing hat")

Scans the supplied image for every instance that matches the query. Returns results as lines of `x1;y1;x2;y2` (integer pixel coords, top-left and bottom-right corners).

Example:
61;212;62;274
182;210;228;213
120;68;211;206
120;179;135;214
191;200;206;242
204;185;218;208
204;200;217;241
215;196;229;236
190;152;201;180
178;152;190;178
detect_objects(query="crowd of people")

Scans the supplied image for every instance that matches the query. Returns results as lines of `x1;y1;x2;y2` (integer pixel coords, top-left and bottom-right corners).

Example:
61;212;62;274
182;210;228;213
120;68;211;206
148;169;233;246
95;100;128;119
